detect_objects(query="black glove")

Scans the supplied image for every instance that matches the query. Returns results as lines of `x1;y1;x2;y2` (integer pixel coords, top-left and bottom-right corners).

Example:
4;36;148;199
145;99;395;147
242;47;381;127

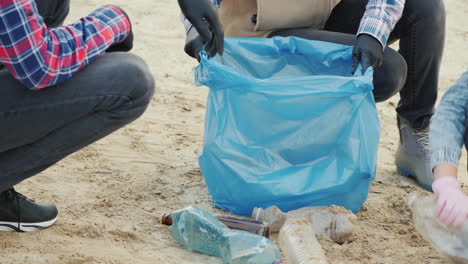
107;6;133;53
184;27;204;60
178;0;224;58
352;34;384;74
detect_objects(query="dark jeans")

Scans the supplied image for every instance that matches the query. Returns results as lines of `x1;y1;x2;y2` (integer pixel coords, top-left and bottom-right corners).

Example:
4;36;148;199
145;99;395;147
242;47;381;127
270;0;445;129
0;1;155;192
34;0;70;27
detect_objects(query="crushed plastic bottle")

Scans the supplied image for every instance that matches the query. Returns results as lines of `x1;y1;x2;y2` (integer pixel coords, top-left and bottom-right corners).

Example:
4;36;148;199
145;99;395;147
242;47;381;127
253;205;356;244
279;218;329;264
408;193;468;263
168;206;283;264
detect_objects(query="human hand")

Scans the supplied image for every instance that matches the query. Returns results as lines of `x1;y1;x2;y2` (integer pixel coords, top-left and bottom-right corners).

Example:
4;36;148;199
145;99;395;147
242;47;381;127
184;27;204;60
352;34;383;74
432;176;468;228
178;0;224;58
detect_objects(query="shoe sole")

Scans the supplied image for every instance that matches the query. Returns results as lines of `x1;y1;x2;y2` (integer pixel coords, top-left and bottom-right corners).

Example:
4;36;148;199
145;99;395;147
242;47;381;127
0;215;58;232
396;166;432;191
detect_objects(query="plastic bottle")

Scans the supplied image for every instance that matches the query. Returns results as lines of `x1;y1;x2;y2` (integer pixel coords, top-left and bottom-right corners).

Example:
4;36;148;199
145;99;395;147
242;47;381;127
165;206;283;264
252;206;287;232
253;205;356;244
279;218;329;264
162;214;271;238
408;193;468;263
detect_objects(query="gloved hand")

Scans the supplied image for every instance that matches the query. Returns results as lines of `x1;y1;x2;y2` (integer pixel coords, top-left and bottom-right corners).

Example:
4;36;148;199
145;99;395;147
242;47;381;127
432;176;468;228
107;7;133;52
178;0;224;58
184;27;204;60
352;34;384;74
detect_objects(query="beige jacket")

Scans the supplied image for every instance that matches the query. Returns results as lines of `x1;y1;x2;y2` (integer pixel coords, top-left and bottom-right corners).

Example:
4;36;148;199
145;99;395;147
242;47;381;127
219;0;342;38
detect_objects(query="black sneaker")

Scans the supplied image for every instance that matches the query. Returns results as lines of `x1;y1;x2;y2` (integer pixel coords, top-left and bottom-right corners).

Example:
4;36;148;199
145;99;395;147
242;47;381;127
0;188;58;232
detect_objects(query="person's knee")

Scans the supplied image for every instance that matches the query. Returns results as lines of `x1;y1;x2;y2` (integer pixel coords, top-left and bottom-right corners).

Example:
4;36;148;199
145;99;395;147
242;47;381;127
110;53;155;117
120;54;155;99
373;49;407;102
408;0;445;26
35;0;70;27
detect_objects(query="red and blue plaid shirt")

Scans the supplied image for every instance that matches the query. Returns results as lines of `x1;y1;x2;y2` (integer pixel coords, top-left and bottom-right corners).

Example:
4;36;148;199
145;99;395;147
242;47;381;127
0;0;131;90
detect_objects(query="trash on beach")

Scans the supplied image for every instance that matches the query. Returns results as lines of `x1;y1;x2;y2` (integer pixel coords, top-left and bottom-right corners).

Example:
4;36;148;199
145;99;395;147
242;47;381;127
163;206;282;264
253;205;357;244
408;193;468;263
279;218;329;264
162;213;271;238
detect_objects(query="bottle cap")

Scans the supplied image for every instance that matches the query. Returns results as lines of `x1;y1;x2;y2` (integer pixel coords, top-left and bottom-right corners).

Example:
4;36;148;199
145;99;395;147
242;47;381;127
161;214;173;226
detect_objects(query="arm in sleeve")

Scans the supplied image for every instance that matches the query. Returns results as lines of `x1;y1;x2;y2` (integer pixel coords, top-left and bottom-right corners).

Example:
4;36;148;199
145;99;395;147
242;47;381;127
430;71;468;169
357;0;405;47
0;1;131;90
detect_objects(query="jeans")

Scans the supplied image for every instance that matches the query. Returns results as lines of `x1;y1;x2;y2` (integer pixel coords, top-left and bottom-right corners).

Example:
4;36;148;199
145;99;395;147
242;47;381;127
0;0;155;192
270;0;446;129
34;0;70;27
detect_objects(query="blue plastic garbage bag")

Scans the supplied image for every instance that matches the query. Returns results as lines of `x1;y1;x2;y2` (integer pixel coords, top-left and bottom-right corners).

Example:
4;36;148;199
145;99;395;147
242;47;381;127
196;37;380;215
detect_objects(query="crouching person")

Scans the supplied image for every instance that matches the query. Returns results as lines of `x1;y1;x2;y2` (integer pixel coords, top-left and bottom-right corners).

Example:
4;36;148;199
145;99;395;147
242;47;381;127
0;0;155;232
430;70;468;228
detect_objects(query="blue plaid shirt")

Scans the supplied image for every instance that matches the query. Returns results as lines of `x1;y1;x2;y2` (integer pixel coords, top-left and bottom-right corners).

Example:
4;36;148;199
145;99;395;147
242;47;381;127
183;0;405;48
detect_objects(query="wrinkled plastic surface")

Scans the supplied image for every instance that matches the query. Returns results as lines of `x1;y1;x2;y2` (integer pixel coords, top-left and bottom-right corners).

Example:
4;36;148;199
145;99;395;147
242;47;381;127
253;206;288;233
288;206;356;244
253;205;356;244
408;194;468;263
279;218;329;264
169;206;282;264
196;37;380;215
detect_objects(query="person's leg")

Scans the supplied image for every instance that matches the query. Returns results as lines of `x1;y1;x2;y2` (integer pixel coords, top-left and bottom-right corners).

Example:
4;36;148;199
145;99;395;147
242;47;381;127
34;0;70;27
389;0;445;130
321;0;445;129
269;29;407;103
390;0;445;190
272;0;446;189
0;52;155;231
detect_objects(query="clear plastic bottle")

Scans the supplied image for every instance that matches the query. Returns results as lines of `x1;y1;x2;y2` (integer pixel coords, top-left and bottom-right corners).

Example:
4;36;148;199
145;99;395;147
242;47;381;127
279;218;329;264
408;193;468;263
253;205;356;244
166;206;283;264
252;206;288;232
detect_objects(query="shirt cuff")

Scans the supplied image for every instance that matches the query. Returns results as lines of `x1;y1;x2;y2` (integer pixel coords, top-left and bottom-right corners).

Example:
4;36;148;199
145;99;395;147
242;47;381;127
430;148;462;170
100;5;132;43
357;15;393;48
108;5;132;40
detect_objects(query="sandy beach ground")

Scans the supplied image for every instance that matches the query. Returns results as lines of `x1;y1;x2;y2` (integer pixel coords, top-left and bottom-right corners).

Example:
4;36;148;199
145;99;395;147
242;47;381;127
1;0;467;263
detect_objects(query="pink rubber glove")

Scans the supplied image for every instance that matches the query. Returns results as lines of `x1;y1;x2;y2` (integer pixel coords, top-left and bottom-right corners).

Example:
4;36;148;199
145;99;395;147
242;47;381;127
432;176;468;228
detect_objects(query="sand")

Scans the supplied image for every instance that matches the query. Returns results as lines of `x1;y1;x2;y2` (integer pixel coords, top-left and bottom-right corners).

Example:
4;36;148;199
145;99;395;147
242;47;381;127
0;0;467;263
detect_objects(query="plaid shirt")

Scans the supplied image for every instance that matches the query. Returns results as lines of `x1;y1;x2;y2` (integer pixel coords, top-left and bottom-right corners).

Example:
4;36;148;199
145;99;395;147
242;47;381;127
0;0;131;90
182;0;405;48
357;0;405;47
